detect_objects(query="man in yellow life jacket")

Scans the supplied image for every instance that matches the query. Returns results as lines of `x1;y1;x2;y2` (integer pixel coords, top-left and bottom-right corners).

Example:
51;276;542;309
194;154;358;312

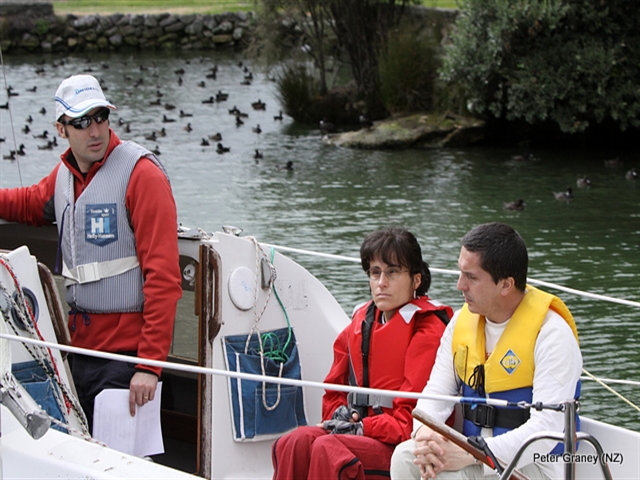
390;222;582;479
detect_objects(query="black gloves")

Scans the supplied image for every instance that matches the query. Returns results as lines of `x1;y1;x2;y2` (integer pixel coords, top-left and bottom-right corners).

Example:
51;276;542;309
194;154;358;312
331;405;360;422
322;405;363;435
322;418;364;435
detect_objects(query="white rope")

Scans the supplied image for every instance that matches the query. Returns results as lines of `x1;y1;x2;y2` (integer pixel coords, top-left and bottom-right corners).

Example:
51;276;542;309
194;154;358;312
527;278;640;308
3;333;638;409
245;236;282;411
579;377;640;386
260;243;362;263
0;333;513;408
261;243;640;308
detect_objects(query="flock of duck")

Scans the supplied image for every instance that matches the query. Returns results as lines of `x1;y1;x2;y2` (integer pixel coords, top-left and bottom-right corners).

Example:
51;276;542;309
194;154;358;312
1;53;380;171
118;60;292;168
503;154;638;211
1;83;59;158
2;58;638;187
1;56;295;171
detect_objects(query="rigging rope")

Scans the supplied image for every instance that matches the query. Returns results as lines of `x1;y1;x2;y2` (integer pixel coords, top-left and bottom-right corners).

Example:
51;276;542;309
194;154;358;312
5;333;638;409
261;243;640;308
0;44;23;186
268;246;292;359
0;255;89;433
0;332;520;407
582;367;640;413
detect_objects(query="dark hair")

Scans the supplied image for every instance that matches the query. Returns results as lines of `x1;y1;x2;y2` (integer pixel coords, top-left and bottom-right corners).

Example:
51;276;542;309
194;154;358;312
461;222;528;291
360;227;431;295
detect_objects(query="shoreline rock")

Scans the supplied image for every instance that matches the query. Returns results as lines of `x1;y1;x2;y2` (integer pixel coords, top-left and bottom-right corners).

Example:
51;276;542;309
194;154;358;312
323;113;485;149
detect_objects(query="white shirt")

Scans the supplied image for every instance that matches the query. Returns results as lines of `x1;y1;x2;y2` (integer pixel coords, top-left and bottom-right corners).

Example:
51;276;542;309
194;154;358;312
413;308;583;479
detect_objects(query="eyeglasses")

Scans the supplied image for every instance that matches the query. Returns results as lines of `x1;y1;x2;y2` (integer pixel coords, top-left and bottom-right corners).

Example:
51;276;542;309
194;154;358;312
367;267;408;281
59;108;110;130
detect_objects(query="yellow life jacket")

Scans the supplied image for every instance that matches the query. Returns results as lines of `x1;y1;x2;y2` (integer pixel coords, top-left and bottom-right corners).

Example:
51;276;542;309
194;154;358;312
452;285;578;393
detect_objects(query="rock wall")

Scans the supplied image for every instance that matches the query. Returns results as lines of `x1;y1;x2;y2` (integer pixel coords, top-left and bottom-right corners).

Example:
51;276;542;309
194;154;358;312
0;2;457;54
0;2;255;53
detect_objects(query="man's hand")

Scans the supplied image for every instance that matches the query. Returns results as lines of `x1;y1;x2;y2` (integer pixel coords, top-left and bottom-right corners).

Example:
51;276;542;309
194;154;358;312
412;425;478;479
129;371;158;416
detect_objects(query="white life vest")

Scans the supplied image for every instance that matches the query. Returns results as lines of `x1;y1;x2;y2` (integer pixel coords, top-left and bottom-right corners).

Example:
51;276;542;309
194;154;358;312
54;141;168;313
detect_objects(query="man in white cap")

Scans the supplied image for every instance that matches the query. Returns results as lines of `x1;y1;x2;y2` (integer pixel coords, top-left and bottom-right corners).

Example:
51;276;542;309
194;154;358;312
0;74;182;435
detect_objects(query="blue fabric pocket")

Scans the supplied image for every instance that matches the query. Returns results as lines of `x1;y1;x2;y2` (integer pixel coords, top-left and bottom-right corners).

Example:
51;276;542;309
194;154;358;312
223;327;307;441
12;360;67;433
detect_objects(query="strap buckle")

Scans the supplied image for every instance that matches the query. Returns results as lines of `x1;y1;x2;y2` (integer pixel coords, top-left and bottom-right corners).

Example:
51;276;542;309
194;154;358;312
468;404;495;428
75;262;100;284
347;391;393;415
347;391;368;408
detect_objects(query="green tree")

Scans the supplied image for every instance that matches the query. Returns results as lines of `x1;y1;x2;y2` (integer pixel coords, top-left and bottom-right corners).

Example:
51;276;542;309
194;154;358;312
255;0;333;94
441;0;640;134
256;0;416;119
379;22;441;113
327;1;413;118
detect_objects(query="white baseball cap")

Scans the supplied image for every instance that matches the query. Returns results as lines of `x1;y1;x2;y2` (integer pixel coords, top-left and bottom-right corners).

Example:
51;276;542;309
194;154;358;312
54;74;116;121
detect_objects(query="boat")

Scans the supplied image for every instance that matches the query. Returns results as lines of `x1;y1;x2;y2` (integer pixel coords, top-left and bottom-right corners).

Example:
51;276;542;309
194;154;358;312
0;221;638;479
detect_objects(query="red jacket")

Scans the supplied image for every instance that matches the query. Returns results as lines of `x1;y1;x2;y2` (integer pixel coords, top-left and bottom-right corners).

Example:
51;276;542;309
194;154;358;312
0;130;182;375
321;297;451;445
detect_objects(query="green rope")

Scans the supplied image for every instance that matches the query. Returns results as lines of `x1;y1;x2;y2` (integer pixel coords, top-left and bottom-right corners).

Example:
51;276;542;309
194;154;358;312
259;248;292;363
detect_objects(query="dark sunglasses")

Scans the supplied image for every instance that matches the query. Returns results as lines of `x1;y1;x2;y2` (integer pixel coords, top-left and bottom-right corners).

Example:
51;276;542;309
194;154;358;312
59;108;110;130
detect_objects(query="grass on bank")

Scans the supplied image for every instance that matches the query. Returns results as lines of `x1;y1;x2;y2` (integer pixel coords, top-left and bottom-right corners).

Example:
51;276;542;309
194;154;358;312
52;0;458;16
52;1;254;15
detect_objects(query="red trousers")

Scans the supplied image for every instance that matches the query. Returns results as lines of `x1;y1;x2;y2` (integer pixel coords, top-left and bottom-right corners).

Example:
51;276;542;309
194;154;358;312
272;426;394;480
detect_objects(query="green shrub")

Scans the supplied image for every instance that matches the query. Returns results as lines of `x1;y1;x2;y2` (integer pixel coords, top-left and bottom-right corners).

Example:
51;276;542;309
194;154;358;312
441;0;640;133
379;26;441;114
275;63;319;123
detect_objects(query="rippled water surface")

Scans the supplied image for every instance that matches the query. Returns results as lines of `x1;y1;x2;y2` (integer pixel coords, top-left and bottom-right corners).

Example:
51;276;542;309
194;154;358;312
1;50;638;431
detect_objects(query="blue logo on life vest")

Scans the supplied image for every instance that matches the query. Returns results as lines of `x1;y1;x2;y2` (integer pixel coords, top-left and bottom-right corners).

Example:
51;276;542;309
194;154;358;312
500;349;521;375
85;203;117;246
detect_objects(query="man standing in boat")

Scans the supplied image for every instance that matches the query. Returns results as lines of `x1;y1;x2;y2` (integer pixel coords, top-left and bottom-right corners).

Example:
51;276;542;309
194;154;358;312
0;74;182;433
390;222;582;479
272;227;453;480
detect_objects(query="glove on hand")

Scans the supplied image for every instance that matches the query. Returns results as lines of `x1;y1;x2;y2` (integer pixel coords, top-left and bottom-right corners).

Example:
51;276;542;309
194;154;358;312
322;419;364;436
331;405;360;422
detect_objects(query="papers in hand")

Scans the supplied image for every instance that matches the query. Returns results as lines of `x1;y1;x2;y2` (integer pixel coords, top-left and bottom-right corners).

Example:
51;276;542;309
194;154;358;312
93;382;164;457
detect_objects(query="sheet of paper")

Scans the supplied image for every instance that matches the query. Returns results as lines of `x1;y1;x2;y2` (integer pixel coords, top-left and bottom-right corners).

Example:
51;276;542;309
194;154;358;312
93;382;164;457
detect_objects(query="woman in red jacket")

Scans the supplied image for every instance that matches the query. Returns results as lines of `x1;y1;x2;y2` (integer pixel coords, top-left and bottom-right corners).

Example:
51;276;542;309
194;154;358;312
272;227;452;480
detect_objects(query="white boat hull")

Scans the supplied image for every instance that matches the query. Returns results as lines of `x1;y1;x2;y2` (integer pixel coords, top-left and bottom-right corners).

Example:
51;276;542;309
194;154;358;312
575;416;640;480
0;404;199;479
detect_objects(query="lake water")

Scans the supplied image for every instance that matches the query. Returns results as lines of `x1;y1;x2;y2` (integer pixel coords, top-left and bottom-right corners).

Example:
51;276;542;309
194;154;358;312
0;50;638;431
